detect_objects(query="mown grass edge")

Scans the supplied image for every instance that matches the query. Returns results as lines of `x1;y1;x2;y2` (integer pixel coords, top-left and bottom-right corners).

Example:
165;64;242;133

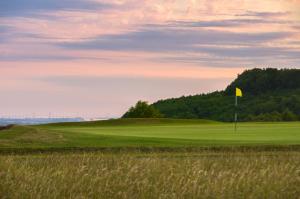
1;145;300;155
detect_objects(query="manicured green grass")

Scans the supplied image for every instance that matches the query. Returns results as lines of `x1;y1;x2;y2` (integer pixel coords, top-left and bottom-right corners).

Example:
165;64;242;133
0;118;299;150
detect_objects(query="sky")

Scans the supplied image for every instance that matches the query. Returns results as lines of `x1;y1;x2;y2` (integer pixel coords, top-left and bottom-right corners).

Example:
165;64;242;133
0;0;300;118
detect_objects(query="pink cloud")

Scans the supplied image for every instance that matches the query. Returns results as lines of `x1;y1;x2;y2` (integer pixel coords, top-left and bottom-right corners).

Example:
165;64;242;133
0;0;299;117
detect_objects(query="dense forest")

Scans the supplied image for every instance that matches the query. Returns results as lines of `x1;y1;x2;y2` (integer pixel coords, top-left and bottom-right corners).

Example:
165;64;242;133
152;68;300;122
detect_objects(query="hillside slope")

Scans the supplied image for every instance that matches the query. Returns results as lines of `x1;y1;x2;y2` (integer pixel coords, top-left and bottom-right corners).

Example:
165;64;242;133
153;68;300;121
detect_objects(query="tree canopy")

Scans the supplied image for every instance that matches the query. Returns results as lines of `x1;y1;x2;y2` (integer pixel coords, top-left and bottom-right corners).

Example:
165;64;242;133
152;68;300;122
122;101;163;118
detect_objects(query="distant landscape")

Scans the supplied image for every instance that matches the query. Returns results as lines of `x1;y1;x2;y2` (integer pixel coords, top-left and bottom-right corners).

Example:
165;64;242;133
0;117;83;126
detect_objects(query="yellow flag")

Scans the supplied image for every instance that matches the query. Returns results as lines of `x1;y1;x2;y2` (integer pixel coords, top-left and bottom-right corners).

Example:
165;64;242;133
236;88;242;97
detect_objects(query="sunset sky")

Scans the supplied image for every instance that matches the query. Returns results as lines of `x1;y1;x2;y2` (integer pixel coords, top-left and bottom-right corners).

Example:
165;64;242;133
1;0;300;118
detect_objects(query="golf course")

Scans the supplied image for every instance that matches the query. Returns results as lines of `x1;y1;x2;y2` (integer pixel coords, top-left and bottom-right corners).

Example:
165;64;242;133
1;119;300;150
2;0;300;196
0;119;300;198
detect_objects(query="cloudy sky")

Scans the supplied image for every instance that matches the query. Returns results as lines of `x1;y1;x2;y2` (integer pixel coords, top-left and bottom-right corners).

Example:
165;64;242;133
0;0;300;118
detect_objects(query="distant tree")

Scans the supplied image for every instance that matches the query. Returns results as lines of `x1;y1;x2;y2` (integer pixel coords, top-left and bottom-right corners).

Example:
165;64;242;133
270;111;283;121
122;101;163;118
282;109;298;121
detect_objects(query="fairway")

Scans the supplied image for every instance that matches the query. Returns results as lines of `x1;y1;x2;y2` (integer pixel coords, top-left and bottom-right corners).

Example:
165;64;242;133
1;119;300;150
51;123;300;144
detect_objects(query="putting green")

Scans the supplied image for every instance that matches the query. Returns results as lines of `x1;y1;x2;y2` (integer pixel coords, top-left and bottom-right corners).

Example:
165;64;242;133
44;119;300;146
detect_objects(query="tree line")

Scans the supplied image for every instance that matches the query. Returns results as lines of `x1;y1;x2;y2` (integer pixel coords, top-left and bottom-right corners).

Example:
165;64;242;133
123;68;300;121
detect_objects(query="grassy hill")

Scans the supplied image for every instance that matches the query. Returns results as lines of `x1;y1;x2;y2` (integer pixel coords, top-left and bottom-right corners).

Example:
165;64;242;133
1;119;300;151
153;68;300;121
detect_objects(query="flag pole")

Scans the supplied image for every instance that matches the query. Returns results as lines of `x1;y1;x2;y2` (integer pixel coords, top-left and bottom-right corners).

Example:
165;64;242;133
235;95;238;132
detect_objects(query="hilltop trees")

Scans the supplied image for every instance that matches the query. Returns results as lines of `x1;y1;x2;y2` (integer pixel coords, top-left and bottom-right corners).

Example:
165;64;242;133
123;101;163;118
152;68;300;122
225;68;300;95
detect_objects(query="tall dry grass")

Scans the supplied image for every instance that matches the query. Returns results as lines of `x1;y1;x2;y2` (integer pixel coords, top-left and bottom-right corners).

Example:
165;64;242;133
0;151;299;199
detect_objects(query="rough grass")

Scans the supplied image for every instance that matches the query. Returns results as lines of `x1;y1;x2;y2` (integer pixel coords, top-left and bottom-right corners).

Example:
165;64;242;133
0;126;65;148
0;151;299;199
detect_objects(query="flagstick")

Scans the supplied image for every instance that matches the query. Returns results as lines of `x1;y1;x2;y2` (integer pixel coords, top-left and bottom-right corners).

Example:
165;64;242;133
235;95;238;132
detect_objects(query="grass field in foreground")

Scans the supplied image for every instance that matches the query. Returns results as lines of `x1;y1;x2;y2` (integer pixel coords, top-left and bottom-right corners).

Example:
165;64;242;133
1;119;300;198
0;118;300;150
0;151;299;198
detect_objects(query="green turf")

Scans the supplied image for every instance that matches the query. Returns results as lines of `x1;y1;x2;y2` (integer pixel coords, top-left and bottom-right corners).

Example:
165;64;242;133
0;118;300;150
